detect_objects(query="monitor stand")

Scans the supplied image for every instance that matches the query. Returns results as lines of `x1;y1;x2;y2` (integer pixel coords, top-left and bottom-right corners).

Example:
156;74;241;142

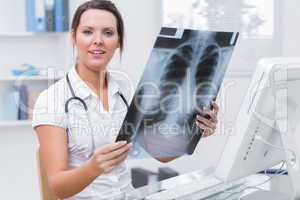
276;80;300;199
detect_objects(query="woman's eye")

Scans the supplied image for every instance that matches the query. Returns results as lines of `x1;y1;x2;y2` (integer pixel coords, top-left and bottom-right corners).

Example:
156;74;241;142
83;30;92;35
104;31;114;37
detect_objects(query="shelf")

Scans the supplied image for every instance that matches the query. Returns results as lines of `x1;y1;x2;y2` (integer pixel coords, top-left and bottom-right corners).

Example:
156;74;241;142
0;75;64;82
0;32;35;37
0;120;32;127
0;32;68;37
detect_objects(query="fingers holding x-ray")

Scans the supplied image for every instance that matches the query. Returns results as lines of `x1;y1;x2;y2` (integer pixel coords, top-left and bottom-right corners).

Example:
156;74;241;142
196;114;217;130
211;101;219;114
201;104;218;123
201;127;215;138
88;142;132;175
195;101;219;138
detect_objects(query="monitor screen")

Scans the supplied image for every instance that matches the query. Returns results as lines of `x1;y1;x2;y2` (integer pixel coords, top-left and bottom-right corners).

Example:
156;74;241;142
215;57;300;198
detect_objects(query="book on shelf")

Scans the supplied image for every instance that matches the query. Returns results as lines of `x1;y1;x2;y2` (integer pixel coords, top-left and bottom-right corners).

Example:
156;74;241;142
45;0;55;32
26;0;69;32
0;86;20;121
18;84;45;121
18;84;29;120
55;0;69;32
26;0;47;32
0;84;44;122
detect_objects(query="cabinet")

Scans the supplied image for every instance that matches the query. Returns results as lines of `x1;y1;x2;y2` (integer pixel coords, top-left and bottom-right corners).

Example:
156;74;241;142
0;32;72;127
0;0;71;35
0;0;83;127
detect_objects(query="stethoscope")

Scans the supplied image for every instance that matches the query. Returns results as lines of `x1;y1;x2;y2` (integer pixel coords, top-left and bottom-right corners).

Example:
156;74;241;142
65;73;129;158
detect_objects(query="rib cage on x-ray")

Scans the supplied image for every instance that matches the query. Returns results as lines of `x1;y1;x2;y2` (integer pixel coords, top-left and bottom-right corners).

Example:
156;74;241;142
116;28;238;158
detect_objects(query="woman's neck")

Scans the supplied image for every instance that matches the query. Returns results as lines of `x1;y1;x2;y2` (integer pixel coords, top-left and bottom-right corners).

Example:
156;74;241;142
75;63;107;96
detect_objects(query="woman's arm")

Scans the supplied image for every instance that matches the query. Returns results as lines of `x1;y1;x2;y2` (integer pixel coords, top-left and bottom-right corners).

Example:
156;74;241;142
155;157;178;163
35;125;131;199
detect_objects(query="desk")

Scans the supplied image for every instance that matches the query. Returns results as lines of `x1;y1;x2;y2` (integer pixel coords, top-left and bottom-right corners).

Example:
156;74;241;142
126;167;292;200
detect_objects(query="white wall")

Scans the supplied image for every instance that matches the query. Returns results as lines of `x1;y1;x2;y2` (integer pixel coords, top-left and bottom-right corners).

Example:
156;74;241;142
281;0;300;56
0;35;67;73
0;0;26;34
0;126;39;199
110;0;162;86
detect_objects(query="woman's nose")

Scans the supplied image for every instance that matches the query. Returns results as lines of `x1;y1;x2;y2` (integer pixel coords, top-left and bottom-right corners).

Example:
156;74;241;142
93;34;104;45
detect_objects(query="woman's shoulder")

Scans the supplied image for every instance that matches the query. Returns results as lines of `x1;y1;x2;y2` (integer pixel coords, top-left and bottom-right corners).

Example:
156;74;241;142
32;77;68;128
41;77;67;95
35;77;68;107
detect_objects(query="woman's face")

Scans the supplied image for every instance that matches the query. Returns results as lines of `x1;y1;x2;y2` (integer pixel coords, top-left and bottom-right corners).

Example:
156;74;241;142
73;9;120;72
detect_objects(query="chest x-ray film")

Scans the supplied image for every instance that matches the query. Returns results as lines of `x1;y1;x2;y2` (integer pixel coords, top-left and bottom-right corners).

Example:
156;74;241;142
116;27;239;158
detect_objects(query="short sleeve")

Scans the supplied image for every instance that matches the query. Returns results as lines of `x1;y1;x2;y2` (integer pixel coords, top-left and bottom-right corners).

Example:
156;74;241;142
32;83;67;129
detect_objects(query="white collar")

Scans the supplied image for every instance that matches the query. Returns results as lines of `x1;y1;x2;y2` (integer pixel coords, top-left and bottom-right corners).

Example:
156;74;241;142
67;67;120;100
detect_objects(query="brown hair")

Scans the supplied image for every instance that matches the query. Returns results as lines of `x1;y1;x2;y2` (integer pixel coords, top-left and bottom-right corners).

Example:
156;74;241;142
71;0;125;53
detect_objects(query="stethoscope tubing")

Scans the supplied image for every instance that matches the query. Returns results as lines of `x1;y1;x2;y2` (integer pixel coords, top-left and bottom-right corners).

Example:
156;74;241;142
65;73;129;157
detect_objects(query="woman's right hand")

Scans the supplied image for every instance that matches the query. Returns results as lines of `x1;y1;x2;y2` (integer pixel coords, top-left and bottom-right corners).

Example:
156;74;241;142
87;141;131;176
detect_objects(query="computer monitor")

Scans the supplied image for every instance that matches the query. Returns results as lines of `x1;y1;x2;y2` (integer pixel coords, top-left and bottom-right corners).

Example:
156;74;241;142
215;57;300;199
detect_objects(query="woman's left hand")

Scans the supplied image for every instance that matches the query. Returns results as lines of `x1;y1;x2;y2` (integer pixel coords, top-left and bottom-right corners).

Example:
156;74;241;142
195;102;219;138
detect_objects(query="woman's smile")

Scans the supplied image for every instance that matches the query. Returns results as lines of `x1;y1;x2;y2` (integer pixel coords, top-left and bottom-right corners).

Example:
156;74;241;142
88;49;106;59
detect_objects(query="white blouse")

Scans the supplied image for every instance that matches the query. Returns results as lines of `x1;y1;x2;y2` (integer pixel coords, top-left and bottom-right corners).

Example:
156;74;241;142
32;67;135;200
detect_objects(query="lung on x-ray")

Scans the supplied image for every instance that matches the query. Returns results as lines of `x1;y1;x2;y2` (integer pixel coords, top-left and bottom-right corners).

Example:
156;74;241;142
116;27;239;158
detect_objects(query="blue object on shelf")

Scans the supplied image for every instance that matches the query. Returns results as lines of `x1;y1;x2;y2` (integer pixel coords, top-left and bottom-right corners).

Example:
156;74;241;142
26;0;69;32
18;85;28;120
11;63;40;77
26;0;46;32
45;0;55;32
0;87;20;121
55;0;69;32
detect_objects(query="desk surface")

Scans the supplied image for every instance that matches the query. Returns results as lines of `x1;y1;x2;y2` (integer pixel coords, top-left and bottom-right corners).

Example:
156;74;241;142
126;167;292;200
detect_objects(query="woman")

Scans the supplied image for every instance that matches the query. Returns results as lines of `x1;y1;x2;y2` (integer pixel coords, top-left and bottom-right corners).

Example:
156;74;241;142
32;0;218;199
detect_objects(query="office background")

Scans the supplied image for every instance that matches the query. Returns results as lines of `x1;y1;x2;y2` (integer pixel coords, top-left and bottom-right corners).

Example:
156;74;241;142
0;0;299;199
